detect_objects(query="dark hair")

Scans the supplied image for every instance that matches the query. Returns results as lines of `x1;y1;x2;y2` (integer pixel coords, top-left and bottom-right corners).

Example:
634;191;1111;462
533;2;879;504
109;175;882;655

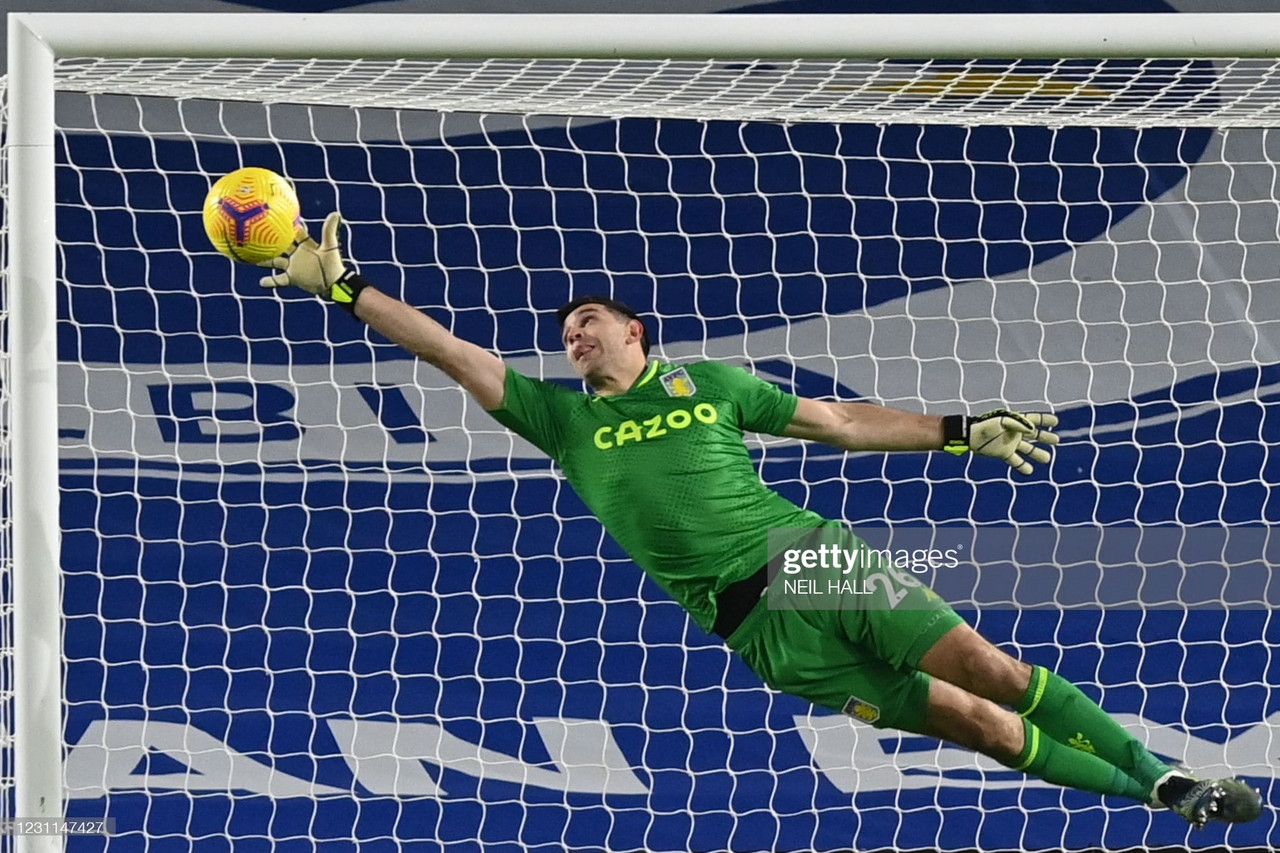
555;295;651;356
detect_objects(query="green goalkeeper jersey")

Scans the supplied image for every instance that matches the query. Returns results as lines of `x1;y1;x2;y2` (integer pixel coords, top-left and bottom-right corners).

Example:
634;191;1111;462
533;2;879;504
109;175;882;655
486;359;825;632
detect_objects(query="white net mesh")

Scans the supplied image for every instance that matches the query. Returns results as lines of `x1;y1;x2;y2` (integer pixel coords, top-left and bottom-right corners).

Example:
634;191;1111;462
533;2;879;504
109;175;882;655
51;56;1280;127
5;54;1280;851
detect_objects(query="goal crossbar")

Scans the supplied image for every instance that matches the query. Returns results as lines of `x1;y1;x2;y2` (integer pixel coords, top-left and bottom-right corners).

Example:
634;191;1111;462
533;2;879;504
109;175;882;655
15;12;1280;59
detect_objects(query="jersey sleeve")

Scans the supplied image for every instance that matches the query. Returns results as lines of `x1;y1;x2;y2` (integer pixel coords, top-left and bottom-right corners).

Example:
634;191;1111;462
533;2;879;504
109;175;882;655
703;362;800;435
485;367;575;460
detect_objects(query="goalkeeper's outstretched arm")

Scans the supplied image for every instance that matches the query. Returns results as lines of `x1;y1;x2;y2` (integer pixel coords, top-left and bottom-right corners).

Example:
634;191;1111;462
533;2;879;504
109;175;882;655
260;213;506;409
349;288;506;409
783;397;1059;475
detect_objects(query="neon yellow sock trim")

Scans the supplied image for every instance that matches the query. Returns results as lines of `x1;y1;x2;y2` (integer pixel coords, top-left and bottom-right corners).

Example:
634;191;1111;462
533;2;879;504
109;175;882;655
1014;723;1041;772
1019;665;1049;717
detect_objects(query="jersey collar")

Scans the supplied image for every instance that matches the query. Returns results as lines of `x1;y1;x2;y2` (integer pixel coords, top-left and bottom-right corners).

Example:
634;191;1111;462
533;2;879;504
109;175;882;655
590;359;660;401
631;360;660;391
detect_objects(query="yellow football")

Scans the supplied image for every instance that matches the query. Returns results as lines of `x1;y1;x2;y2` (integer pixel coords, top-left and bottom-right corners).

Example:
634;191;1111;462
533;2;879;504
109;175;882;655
202;167;301;264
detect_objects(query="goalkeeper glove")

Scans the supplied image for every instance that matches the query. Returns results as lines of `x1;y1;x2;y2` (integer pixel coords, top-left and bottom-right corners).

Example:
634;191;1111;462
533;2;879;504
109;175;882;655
942;410;1059;475
258;211;368;313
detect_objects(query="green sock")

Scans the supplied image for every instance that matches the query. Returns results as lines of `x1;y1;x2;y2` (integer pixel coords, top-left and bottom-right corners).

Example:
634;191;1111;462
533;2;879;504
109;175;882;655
1018;665;1171;797
1008;718;1151;802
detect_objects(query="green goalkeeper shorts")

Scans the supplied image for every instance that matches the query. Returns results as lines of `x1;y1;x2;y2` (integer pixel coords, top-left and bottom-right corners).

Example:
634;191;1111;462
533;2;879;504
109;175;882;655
725;527;965;733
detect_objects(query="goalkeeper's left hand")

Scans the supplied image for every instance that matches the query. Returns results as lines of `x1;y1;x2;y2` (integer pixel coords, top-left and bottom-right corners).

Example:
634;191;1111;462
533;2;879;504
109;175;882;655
945;410;1059;475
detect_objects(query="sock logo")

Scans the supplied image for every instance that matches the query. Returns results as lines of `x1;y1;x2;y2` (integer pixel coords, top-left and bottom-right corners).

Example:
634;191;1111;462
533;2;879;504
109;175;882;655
1068;732;1097;754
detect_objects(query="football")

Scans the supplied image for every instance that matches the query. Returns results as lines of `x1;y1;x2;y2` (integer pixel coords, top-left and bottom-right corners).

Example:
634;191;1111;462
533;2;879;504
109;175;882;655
202;167;302;264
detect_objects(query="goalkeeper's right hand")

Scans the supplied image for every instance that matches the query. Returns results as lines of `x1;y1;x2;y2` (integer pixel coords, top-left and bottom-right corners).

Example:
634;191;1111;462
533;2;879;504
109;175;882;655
258;211;365;308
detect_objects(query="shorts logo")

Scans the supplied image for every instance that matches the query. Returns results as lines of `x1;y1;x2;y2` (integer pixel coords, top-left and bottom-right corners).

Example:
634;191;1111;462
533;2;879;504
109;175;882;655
660;368;697;398
842;695;881;724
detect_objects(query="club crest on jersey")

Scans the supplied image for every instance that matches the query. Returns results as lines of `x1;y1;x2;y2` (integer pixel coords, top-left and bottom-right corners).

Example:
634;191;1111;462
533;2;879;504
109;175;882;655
660;368;697;398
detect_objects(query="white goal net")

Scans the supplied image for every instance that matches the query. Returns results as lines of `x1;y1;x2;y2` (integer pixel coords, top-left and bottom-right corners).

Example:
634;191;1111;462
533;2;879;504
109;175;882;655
5;38;1280;853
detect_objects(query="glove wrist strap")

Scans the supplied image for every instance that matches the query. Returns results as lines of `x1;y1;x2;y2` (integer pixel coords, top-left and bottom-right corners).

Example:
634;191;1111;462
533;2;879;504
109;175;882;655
331;271;370;316
942;414;970;456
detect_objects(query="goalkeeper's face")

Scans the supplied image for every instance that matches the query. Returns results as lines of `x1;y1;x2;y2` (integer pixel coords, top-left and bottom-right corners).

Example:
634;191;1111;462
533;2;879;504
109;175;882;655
560;304;646;385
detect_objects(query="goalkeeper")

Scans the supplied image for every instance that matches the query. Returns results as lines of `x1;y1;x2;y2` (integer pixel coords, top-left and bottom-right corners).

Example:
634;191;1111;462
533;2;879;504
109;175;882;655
263;213;1261;829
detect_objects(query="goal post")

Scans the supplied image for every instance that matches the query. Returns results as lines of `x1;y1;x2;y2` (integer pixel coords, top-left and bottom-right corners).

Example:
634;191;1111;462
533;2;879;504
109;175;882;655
8;15;61;852
7;11;1280;853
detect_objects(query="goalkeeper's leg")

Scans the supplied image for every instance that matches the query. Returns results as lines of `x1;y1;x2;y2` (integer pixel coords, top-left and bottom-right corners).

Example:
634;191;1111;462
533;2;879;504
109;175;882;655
923;675;1152;801
917;622;1172;793
820;524;1189;802
918;623;1261;823
733;594;1169;803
